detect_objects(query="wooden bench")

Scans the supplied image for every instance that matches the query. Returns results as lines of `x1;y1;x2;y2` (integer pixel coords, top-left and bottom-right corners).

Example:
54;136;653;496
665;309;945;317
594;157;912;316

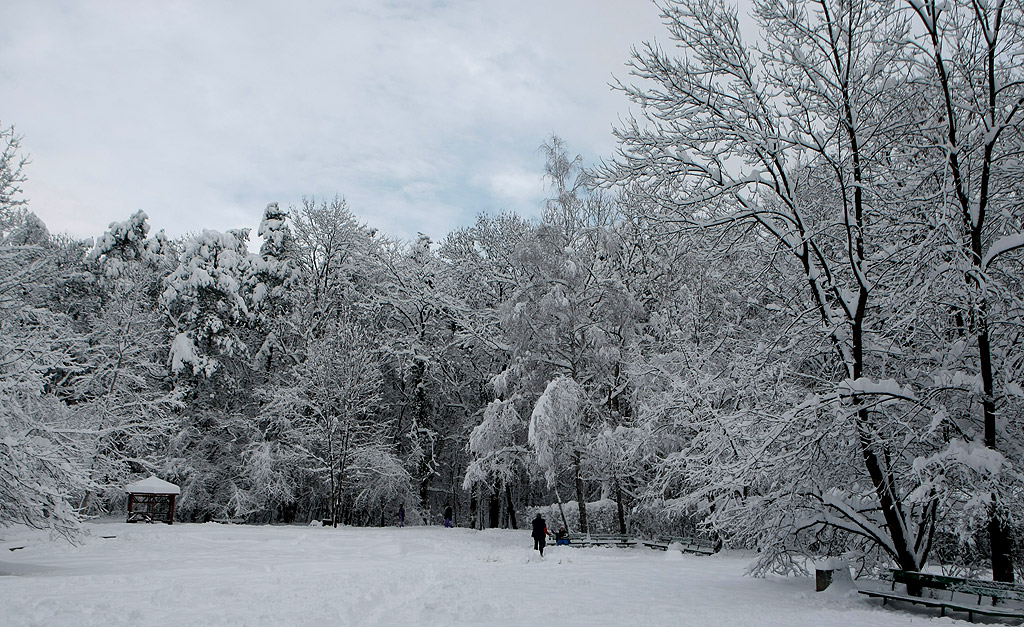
126;511;154;524
565;533;637;548
859;570;1024;622
641;536;715;555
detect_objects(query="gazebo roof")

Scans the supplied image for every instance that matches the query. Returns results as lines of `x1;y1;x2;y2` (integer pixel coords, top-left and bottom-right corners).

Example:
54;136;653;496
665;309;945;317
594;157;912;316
124;476;181;495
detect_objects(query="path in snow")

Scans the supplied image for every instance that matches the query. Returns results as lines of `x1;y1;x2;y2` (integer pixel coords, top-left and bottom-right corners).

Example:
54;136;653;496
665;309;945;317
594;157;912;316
0;522;969;626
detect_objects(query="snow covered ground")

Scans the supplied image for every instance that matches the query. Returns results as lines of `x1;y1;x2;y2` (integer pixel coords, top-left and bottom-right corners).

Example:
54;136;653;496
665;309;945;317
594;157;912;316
0;521;970;626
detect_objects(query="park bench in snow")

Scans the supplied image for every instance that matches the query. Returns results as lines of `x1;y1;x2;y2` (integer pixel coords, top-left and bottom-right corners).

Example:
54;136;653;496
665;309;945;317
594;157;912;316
859;569;1024;622
566;533;637;548
641;536;715;555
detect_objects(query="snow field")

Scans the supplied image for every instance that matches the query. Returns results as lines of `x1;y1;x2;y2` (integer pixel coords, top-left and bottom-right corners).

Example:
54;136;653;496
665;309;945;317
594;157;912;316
0;522;968;626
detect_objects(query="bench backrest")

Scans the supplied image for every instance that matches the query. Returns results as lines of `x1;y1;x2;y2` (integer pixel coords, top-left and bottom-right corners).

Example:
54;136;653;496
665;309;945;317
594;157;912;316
660;536;712;547
892;571;1024;602
953;579;1024;603
566;533;631;542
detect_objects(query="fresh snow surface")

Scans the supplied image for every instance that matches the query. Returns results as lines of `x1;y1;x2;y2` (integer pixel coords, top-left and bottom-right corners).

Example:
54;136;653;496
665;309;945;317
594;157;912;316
0;522;967;626
123;476;181;495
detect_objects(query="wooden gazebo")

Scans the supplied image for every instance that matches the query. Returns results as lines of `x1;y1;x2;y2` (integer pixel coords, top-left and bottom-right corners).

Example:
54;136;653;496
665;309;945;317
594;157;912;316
125;476;180;524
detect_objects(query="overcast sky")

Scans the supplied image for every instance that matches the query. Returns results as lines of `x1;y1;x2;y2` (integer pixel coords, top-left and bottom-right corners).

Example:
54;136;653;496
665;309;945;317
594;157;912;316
3;0;676;243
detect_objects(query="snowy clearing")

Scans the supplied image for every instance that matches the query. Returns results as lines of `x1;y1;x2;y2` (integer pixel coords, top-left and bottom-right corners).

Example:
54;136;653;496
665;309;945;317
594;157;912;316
0;522;973;626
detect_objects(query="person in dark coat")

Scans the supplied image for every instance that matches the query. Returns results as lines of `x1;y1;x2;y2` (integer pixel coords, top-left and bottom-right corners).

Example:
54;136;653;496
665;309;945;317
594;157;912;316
398;504;405;528
531;512;548;556
443;503;453;527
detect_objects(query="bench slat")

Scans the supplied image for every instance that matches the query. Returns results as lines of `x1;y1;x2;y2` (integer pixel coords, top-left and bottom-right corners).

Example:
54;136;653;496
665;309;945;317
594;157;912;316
859;590;1024;620
565;533;713;553
564;533;636;548
864;571;1024;622
892;570;1024;603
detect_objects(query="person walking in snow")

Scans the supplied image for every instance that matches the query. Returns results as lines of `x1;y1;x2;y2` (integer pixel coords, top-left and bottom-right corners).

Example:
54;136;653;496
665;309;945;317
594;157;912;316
532;512;548;556
398;503;405;528
443;503;453;527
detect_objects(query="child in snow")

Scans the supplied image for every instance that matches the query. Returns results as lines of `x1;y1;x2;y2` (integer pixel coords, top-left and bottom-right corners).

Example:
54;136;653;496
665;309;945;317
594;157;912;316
555;526;569;546
443;503;453;527
532;512;548;556
398;503;405;527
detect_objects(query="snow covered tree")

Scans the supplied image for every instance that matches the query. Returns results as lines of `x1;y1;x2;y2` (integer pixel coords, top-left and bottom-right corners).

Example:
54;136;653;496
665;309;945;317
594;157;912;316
69;211;177;512
162;228;254;377
529;376;591;532
373;229;500;525
0;252;89;538
0;134;89;535
616;215;786;546
289;196;380;324
285;317;391;526
0;123;30;245
903;0;1024;582
375;234;446;509
249;202;300;374
160;228;263;520
446;212;535;527
463;398;528;528
596;0;969;574
0;395;89;538
500;138;639;532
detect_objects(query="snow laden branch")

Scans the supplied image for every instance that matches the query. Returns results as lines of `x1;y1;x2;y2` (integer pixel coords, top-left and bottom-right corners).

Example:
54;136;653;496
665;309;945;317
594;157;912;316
982;233;1024;270
463;400;527;491
529;376;594;532
529;377;586;488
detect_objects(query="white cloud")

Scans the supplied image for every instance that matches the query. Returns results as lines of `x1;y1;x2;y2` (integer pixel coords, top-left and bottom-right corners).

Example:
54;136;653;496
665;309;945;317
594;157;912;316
2;0;668;243
482;166;545;207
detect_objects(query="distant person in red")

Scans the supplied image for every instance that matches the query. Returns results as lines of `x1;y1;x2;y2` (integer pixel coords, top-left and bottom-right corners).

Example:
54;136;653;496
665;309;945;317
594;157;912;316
531;512;548;556
443;503;453;527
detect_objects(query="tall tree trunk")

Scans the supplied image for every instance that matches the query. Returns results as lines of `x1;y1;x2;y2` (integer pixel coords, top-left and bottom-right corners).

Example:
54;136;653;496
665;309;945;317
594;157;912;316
488;489;500;528
499;486;507;528
451;468;458;527
505;484;518;530
553;484;569;533
980;314;1014;581
333;427;350;529
574;455;587;534
615;477;626;535
413;359;433;511
851;292;922;578
419;471;430;512
327;428;338;528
